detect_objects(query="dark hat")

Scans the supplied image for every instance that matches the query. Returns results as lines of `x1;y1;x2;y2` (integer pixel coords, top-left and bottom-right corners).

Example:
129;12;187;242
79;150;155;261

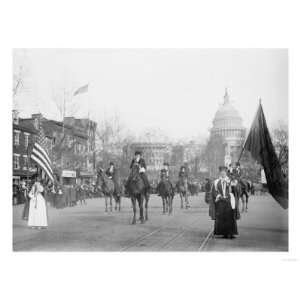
236;162;240;166
163;162;169;166
219;166;227;172
109;161;114;165
134;150;142;155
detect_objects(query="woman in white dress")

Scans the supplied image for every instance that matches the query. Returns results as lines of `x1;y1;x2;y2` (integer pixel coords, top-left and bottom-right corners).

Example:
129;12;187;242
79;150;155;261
28;177;48;229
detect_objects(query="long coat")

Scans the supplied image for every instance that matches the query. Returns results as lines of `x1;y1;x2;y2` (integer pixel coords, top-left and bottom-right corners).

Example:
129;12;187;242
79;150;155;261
209;178;240;220
130;158;147;170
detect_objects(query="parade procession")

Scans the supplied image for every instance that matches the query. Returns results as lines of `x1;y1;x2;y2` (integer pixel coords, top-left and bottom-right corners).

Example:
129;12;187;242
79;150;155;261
12;49;289;252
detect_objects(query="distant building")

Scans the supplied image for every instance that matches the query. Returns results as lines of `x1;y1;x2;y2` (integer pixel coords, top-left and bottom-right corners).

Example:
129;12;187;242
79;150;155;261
210;89;246;166
18;113;97;185
183;141;204;163
13;110;38;185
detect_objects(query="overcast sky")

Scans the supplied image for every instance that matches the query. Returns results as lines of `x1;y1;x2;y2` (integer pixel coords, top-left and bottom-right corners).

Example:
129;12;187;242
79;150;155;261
14;48;288;142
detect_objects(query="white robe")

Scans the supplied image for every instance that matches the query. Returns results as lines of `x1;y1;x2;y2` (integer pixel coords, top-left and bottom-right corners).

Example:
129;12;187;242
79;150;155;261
28;182;48;227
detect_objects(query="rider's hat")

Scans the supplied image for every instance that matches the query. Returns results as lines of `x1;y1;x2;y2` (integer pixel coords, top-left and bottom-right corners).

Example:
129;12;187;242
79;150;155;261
163;162;169;166
109;161;114;165
236;162;240;167
134;150;142;155
218;166;227;172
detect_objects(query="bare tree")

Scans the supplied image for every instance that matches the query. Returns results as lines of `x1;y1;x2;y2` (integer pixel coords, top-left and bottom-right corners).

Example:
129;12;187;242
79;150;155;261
13;50;31;103
272;121;288;177
140;127;169;143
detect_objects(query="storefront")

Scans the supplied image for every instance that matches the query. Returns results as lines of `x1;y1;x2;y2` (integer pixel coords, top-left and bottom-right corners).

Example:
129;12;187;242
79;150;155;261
61;170;76;186
77;171;95;185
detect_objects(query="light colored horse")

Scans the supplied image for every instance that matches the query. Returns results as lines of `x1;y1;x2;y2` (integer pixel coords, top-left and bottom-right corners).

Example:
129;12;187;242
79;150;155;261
97;170;115;212
176;177;190;209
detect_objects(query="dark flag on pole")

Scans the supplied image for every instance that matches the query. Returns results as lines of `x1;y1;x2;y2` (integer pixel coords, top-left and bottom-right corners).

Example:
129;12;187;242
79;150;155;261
73;84;89;96
242;101;288;209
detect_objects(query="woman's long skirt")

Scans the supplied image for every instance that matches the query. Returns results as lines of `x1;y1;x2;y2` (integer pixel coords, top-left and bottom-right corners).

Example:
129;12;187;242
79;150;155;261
214;199;238;236
28;194;48;227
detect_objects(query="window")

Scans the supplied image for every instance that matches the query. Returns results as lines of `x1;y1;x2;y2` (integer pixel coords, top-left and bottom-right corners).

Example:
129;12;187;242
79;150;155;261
13;154;20;169
23;155;28;169
24;133;29;148
14;130;20;146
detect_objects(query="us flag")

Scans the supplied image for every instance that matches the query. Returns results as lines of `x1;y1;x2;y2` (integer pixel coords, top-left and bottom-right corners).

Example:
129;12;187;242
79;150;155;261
30;120;54;182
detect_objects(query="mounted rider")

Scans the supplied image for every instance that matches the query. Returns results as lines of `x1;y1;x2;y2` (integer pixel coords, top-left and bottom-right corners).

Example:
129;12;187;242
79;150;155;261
178;165;188;180
106;162;116;179
129;150;150;192
157;162;173;196
105;161;122;195
227;163;234;178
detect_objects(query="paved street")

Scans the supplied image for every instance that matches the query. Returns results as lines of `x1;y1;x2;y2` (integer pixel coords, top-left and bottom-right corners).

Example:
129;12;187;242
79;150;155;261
13;193;288;251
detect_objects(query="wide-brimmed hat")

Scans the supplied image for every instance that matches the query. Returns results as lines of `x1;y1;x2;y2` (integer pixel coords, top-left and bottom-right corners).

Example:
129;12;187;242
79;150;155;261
134;150;142;155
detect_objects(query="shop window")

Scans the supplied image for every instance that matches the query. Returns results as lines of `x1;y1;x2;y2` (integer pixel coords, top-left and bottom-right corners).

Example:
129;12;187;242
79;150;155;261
23;155;28;169
14;131;20;146
13;155;20;169
24;133;29;148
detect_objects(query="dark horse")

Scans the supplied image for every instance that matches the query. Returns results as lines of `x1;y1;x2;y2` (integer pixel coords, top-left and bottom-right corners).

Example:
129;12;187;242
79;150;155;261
97;169;121;212
126;163;149;224
157;173;174;215
231;177;250;213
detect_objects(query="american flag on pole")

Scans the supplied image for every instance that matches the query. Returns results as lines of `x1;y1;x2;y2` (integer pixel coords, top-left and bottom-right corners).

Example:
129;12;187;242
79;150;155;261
30;121;54;183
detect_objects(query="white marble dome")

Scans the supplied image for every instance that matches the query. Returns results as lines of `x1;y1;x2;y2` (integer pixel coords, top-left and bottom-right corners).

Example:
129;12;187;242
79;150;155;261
212;90;243;130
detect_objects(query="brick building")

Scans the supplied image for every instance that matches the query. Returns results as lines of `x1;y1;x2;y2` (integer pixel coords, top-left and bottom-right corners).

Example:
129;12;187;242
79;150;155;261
15;112;97;185
12;110;39;185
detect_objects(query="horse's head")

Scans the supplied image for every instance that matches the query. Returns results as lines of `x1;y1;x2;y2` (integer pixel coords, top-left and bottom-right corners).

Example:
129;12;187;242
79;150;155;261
161;171;168;181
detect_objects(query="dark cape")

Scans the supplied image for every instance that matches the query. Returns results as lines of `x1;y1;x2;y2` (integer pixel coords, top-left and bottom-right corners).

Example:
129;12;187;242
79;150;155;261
211;179;238;236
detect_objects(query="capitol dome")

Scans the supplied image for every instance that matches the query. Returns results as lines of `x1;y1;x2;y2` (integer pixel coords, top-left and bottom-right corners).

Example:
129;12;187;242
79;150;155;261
212;89;244;129
210;89;246;166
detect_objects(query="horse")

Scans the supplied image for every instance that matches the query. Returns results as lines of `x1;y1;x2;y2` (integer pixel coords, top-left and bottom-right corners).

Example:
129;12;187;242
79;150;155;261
231;178;250;213
126;163;149;224
112;169;122;211
96;169;115;212
157;173;174;215
176;177;190;209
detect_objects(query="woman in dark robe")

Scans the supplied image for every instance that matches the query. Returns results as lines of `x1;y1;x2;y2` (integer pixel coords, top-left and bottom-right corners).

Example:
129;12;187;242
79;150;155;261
211;166;238;239
204;178;212;204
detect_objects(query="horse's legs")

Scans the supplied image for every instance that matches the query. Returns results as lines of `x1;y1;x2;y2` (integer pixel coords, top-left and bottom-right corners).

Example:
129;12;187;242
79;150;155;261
162;196;166;214
110;195;113;212
138;195;145;223
131;197;136;224
169;195;173;215
185;193;189;209
145;194;149;221
114;196;117;211
105;196;108;212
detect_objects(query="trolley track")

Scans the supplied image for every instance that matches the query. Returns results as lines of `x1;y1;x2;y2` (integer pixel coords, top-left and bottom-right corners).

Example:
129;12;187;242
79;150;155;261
120;213;207;251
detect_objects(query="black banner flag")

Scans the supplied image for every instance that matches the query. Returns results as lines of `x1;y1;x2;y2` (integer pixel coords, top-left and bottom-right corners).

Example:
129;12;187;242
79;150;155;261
242;101;288;209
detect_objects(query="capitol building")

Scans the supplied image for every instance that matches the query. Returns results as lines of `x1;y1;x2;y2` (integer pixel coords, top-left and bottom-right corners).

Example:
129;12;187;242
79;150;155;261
210;89;246;166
